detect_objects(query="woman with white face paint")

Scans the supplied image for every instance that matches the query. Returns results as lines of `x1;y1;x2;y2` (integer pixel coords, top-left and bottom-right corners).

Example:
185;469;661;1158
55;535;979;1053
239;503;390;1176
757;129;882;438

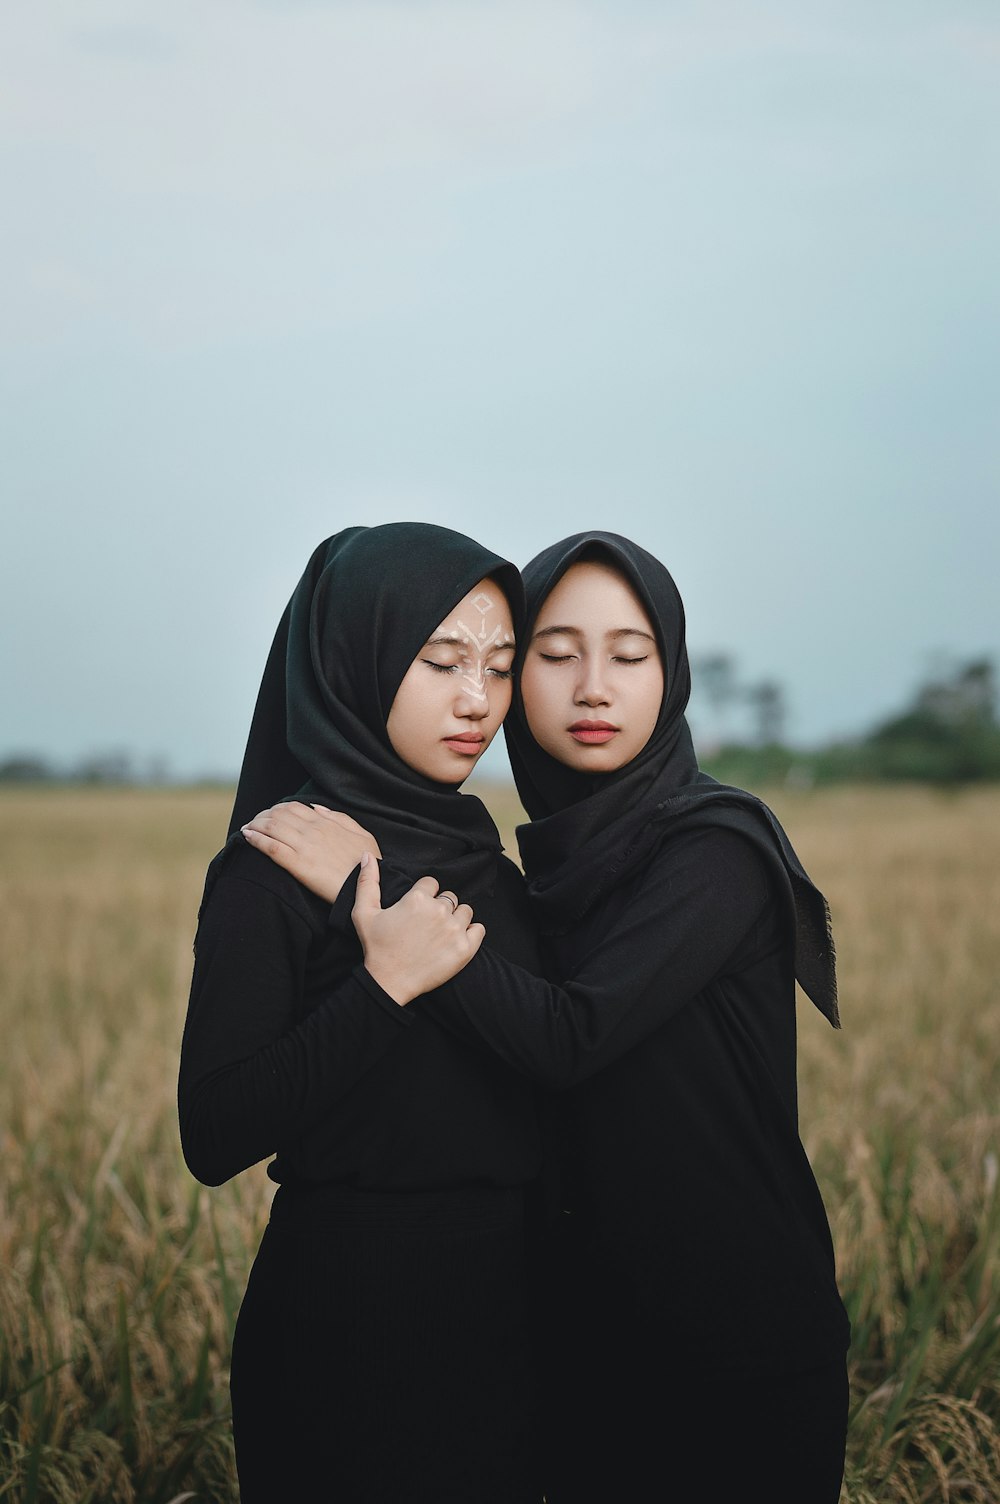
250;532;851;1504
178;524;545;1503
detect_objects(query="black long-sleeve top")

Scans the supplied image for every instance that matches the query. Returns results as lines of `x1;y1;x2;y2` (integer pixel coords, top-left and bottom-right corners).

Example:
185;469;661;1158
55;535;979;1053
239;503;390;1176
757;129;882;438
178;839;541;1192
389;825;851;1377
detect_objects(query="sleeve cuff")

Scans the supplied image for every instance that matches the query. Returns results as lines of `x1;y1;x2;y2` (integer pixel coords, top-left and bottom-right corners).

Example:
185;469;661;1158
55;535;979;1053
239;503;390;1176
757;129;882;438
352;963;415;1025
326;866;361;932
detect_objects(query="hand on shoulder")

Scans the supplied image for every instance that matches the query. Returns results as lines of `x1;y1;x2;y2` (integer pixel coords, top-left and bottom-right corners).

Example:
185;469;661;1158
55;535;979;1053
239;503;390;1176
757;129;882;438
240;802;382;904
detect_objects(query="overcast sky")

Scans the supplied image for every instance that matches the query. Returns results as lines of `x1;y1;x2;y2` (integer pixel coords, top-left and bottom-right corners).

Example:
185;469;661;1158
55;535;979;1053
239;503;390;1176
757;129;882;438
3;1;997;779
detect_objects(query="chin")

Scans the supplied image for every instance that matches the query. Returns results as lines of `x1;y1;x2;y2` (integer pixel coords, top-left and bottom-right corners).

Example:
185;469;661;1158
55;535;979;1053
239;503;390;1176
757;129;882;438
425;759;479;786
565;748;628;774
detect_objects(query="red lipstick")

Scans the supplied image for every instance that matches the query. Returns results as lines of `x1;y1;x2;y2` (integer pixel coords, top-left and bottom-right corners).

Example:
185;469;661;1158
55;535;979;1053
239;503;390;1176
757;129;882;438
442;733;486;756
569;720;618;745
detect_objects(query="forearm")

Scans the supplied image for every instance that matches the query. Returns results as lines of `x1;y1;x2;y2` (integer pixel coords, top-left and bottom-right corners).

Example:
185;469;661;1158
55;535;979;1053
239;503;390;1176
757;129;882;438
179;966;409;1184
420;946;691;1089
178;867;410;1185
417;830;773;1088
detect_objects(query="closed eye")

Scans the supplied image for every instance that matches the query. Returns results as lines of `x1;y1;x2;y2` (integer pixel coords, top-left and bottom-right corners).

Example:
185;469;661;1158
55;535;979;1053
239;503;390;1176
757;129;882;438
538;652;647;665
423;659;513;679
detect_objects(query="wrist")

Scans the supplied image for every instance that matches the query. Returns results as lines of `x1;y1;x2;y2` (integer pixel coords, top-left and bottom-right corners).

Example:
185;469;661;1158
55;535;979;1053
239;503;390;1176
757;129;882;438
363;960;417;1007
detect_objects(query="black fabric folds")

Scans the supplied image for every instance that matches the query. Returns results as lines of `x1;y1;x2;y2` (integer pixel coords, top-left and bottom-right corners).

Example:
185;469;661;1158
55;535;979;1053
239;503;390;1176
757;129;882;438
221;522;524;900
504;531;840;1026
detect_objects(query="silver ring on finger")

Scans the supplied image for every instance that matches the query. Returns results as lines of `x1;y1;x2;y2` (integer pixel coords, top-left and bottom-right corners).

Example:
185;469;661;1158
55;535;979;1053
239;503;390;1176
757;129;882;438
438;891;459;913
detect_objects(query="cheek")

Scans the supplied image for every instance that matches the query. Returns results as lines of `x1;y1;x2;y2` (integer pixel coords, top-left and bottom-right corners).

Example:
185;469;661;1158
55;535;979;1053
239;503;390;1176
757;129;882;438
518;662;539;721
386;674;437;755
636;668;666;739
520;664;559;740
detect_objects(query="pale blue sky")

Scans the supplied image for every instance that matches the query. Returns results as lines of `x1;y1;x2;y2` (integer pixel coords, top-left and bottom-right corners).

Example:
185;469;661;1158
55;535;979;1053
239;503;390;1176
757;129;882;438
3;1;997;778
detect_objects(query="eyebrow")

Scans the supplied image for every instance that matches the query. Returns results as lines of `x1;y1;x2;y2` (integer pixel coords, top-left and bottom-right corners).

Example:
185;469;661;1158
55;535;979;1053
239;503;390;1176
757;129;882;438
532;625;656;644
425;633;517;650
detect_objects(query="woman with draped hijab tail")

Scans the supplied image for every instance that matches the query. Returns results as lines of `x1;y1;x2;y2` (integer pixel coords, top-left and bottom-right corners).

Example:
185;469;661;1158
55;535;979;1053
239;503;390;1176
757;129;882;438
243;530;852;1504
177;523;546;1504
494;533;851;1504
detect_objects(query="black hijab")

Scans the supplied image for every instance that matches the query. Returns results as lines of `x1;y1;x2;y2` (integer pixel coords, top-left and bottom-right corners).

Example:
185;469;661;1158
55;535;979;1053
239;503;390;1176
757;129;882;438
223;522;524;899
505;532;839;1027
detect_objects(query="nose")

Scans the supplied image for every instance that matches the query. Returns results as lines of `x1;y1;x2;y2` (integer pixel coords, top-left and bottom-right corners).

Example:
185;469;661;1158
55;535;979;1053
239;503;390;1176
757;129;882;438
454;674;491;720
457;694;490;721
574;655;611;708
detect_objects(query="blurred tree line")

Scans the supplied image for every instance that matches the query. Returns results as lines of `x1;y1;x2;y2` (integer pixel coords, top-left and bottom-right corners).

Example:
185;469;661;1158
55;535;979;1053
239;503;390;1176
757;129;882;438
0;750;180;786
693;653;1000;787
3;656;999;788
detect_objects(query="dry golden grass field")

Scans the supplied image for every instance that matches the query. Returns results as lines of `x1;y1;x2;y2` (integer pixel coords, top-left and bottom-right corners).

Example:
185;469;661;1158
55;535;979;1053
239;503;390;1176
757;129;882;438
2;784;999;1502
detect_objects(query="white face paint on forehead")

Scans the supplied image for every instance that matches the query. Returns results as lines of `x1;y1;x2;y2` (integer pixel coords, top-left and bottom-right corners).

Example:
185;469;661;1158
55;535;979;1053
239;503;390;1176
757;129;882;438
438;590;509;704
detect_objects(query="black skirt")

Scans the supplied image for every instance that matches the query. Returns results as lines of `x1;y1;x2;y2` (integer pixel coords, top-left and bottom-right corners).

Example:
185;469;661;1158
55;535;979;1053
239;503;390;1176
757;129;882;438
230;1183;541;1504
539;1240;848;1504
543;1350;849;1504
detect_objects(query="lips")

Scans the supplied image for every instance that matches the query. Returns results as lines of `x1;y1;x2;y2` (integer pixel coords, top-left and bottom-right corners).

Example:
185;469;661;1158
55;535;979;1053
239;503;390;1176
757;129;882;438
442;734;486;756
569;720;618;745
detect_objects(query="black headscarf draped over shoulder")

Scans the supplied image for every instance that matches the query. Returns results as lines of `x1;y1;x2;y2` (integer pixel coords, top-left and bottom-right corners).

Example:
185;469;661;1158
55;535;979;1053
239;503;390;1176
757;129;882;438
219;522;524;899
505;531;840;1027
